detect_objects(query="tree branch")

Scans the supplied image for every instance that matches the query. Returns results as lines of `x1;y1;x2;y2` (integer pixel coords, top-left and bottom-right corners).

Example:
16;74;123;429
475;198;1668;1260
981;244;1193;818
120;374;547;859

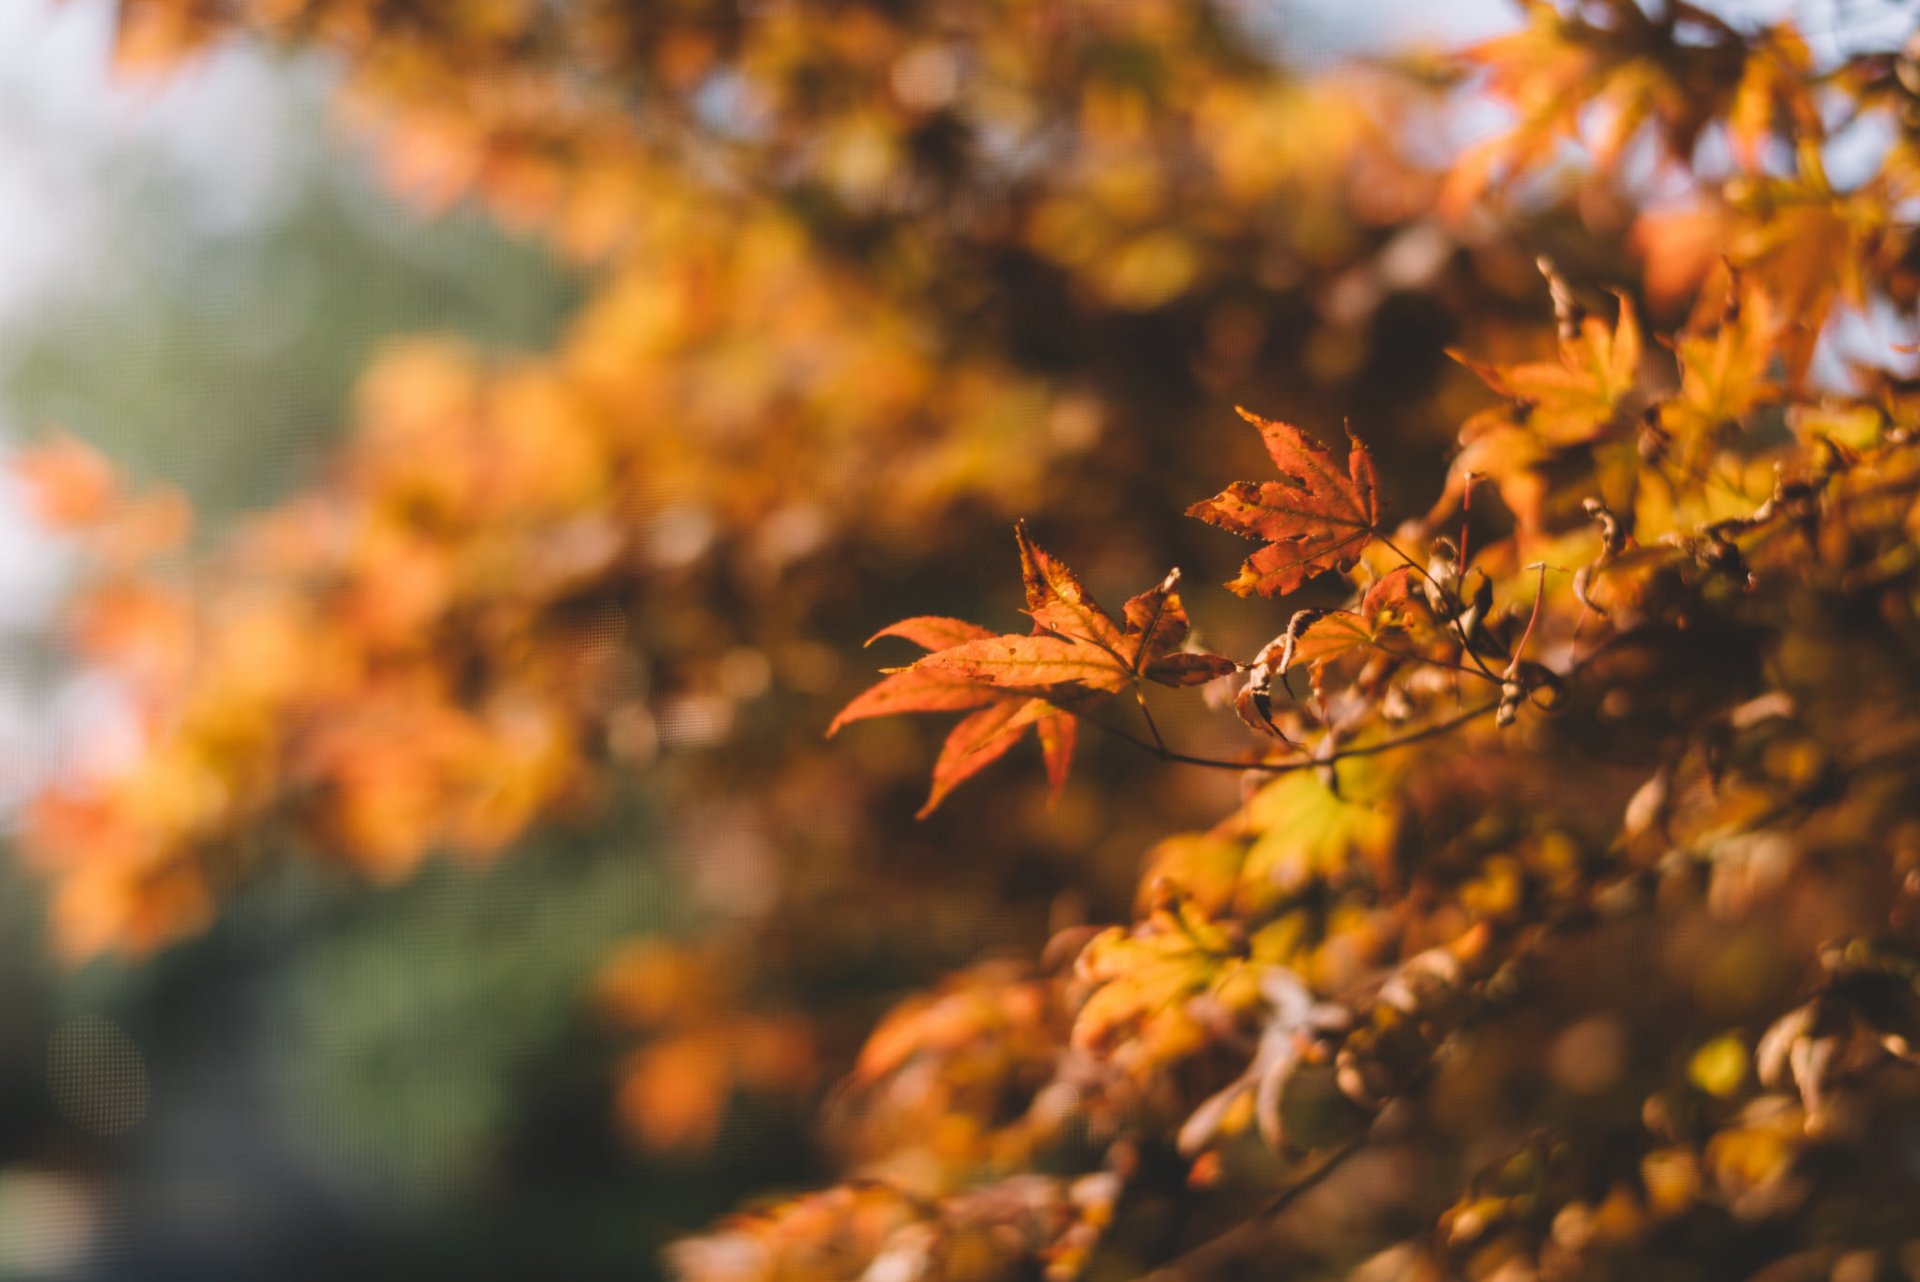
1074;700;1502;776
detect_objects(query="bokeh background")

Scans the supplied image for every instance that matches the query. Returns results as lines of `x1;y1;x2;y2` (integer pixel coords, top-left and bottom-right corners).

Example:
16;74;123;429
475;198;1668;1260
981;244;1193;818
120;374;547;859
3;0;1836;1278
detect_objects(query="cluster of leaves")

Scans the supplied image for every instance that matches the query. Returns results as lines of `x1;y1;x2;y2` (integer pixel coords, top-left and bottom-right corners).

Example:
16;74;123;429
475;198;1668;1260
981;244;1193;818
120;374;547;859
15;0;1547;1168
16;0;1495;966
21;1;1920;1278
830;523;1237;816
113;0;1437;299
663;7;1920;1279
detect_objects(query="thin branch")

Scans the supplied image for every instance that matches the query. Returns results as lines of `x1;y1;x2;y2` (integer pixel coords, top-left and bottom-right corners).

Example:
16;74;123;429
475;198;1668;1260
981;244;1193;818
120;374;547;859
1136;690;1171;755
1140;1131;1372;1281
1312;702;1500;764
1458;470;1480;574
1074;700;1502;776
1366;639;1502;685
1503;562;1554;681
1255;1131;1370;1218
1377;533;1505;684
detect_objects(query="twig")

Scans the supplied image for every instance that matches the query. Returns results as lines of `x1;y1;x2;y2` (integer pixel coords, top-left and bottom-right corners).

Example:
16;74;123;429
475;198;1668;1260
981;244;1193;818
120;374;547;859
1136;692;1171;755
1139;1132;1371;1281
1367;639;1502;685
1458;471;1480;573
1074;700;1501;776
1377;534;1505;684
1504;562;1554;681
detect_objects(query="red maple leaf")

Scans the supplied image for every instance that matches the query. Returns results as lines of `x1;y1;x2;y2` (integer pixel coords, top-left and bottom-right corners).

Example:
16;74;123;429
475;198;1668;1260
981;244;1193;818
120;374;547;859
1187;409;1381;598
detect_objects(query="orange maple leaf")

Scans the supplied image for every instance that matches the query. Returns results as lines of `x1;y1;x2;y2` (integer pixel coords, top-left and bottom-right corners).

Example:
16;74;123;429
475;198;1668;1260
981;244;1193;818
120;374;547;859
918;524;1237;693
1656;274;1780;469
1283;566;1428;679
828;616;1064;816
1442;279;1645;536
1186;409;1380;599
833;524;1235;815
1452;289;1643;449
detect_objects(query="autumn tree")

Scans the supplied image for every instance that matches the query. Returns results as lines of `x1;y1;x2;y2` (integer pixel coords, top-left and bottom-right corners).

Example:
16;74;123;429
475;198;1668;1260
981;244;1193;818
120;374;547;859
20;0;1920;1278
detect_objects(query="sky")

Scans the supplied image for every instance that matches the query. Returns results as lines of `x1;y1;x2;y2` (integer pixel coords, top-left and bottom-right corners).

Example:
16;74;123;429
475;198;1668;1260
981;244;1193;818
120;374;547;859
0;0;326;334
0;0;334;810
0;0;326;626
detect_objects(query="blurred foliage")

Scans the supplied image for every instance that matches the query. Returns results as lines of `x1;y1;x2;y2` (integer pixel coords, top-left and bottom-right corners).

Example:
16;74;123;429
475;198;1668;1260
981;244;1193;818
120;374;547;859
0;61;578;525
15;0;1920;1280
275;799;677;1198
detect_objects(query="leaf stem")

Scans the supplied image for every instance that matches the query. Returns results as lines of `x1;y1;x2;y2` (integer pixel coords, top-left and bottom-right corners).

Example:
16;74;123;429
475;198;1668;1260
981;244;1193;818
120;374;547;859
1139;1132;1370;1281
1366;639;1502;685
1075;700;1500;776
1136;691;1171;755
1378;534;1505;684
1504;561;1553;681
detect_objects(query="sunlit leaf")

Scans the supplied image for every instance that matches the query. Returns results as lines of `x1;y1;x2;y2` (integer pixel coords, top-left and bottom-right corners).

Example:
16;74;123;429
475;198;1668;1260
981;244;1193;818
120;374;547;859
1187;408;1381;598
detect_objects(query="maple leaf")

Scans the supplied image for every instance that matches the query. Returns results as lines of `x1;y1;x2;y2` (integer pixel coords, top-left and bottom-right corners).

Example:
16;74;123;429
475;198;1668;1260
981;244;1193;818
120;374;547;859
1722;150;1890;386
834;525;1234;815
1438;4;1665;212
1287;569;1427;677
828;616;1070;817
919;697;1075;819
827;617;1002;733
1018;519;1126;653
916;524;1236;692
1232;567;1432;736
1725;26;1817;172
1656;275;1780;470
1439;2;1801;215
1237;758;1400;906
1186;409;1381;599
1442;273;1646;536
1073;897;1261;1068
1452;285;1643;449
